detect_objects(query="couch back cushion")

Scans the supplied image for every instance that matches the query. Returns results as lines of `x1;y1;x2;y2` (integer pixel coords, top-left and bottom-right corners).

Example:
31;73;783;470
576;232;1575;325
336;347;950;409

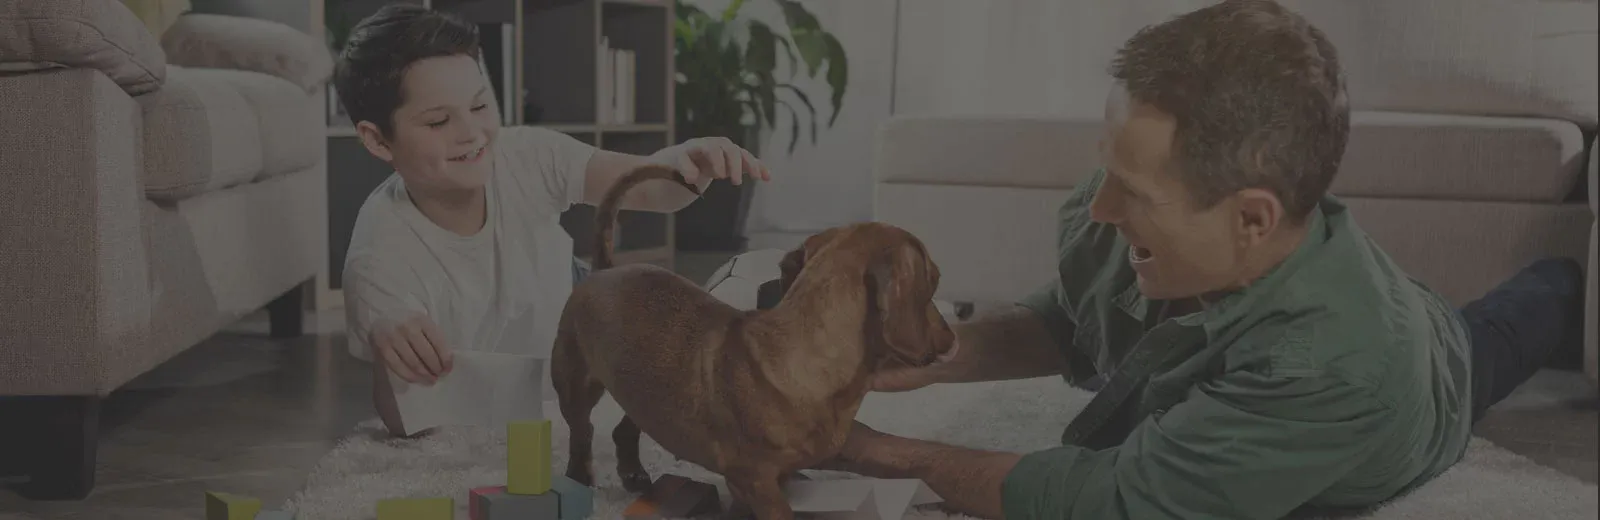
875;113;1587;203
0;0;167;94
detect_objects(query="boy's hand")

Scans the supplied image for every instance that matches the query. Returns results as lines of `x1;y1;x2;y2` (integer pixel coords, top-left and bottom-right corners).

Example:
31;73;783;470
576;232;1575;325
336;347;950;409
371;314;454;385
650;136;772;189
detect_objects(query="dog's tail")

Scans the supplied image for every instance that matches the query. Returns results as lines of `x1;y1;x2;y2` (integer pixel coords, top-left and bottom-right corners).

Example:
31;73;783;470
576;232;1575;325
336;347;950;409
593;164;701;270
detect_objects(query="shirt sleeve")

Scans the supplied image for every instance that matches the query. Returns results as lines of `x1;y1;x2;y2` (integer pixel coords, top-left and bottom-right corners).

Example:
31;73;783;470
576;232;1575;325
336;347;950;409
342;255;430;363
1001;370;1397;520
500;125;598;212
1019;279;1098;386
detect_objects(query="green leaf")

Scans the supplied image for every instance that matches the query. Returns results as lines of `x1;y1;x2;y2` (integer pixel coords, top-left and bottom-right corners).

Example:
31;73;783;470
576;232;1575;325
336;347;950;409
791;32;827;77
720;0;746;22
776;0;823;32
776;83;818;144
777;99;802;154
744;21;776;77
823;32;848;126
773;35;799;79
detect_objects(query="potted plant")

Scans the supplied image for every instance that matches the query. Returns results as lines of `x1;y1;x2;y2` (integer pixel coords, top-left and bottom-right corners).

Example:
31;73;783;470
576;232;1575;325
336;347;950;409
672;0;848;251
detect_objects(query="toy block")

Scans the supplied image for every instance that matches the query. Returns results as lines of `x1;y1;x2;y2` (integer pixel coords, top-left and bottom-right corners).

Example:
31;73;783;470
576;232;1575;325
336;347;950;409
623;474;721;519
507;420;553;494
206;491;262;520
470;485;558;520
469;486;502;520
254;511;295;520
376;497;452;520
549;475;595;520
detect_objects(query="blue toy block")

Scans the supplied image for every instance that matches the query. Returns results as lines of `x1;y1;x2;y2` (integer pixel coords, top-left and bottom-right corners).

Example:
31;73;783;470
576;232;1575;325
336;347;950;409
550;475;594;520
254;510;295;520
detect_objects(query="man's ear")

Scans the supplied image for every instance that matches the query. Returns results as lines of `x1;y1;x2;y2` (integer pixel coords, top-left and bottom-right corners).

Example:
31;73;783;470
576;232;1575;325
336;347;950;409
356;120;394;163
1233;187;1284;247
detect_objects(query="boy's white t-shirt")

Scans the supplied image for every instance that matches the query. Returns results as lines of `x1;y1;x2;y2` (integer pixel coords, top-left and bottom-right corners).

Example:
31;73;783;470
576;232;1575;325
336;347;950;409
341;126;596;398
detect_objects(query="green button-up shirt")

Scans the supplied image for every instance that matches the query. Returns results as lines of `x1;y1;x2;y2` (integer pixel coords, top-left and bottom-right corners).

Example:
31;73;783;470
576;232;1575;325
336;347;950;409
1001;169;1474;520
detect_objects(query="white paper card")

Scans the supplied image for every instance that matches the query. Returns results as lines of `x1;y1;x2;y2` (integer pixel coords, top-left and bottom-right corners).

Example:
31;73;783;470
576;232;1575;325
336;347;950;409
784;479;942;520
390;351;546;436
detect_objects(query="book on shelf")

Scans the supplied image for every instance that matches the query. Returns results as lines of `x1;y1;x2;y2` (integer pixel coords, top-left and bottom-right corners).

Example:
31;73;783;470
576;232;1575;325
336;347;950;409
476;22;515;125
597;37;637;125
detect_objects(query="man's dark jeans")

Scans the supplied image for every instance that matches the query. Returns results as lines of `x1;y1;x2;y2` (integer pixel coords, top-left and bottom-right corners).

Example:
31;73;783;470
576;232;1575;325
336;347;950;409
1460;257;1587;424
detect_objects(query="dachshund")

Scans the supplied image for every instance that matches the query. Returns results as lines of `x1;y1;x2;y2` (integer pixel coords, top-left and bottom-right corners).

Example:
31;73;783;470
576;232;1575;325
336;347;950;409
549;164;959;519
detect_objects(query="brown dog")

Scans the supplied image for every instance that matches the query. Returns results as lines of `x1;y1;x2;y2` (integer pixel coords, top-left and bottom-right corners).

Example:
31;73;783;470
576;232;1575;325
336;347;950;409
550;164;958;520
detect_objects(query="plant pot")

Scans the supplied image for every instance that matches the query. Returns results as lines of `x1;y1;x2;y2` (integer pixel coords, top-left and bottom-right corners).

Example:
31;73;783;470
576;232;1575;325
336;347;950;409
674;126;761;252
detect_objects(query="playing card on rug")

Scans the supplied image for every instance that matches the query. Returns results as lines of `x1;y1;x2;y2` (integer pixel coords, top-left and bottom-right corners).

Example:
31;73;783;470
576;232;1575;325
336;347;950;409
390;351;546;436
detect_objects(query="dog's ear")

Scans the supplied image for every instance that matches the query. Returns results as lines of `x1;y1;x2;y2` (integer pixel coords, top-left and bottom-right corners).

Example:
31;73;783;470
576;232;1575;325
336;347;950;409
866;243;939;364
777;245;808;295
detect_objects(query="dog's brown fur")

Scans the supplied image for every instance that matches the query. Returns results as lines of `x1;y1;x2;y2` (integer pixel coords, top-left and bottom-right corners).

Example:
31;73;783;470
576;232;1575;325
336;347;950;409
551;164;957;520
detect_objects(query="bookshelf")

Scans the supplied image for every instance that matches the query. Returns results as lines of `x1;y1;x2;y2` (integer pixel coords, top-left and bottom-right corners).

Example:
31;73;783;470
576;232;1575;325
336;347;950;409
319;0;677;307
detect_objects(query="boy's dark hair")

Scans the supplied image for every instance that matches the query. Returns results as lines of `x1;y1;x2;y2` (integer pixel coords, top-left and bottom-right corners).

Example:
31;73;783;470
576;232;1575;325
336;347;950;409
333;4;480;138
1110;0;1349;224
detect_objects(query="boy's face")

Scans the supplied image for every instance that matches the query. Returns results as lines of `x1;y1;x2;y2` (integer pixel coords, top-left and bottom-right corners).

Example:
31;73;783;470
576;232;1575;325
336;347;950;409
357;54;500;195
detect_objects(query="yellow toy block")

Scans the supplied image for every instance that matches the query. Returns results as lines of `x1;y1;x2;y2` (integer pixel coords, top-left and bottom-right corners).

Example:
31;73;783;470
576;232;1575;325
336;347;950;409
507;419;552;494
376;497;452;520
205;491;262;520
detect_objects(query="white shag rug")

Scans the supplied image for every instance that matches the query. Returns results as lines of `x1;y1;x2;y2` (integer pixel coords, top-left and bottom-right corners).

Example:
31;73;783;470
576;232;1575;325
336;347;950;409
282;378;1598;520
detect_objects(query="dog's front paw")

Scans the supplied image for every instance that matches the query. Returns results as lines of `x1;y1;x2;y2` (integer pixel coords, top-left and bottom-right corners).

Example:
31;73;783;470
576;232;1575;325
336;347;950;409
619;469;653;494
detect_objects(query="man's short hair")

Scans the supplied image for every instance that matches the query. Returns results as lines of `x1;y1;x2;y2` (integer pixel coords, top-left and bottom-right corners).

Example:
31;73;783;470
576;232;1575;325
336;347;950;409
332;4;480;138
1109;0;1349;223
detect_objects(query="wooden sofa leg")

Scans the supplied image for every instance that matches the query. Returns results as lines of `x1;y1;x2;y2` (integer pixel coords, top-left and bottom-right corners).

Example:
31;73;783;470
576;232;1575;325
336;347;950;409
1;395;101;500
268;281;305;338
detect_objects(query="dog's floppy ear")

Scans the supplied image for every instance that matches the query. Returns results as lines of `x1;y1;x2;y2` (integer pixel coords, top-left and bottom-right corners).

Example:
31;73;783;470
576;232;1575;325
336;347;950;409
777;245;807;296
865;243;938;364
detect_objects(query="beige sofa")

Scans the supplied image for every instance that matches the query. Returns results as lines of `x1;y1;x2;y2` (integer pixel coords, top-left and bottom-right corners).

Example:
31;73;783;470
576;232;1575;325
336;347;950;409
0;0;331;499
873;114;1594;382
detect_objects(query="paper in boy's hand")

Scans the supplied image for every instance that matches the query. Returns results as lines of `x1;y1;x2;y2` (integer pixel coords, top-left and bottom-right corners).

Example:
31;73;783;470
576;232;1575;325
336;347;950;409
784;478;942;520
390;351;545;436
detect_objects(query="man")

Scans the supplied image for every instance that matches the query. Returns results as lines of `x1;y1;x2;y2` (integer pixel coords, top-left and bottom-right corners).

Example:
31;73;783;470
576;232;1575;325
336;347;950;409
820;1;1587;518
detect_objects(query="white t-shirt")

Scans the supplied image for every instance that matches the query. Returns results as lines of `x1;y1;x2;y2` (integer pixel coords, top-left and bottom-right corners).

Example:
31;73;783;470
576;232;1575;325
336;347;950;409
341;126;595;383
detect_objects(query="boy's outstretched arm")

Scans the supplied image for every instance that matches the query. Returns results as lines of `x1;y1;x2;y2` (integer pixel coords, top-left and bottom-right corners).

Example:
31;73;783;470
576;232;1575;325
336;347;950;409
582;136;771;213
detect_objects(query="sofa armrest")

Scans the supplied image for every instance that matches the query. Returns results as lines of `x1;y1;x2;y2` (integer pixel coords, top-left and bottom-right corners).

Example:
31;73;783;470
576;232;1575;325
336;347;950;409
159;13;333;93
0;69;152;396
0;0;167;95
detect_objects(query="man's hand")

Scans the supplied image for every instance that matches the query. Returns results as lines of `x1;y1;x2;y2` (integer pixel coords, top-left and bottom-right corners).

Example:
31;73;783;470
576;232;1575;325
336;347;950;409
648;136;772;189
370;313;454;385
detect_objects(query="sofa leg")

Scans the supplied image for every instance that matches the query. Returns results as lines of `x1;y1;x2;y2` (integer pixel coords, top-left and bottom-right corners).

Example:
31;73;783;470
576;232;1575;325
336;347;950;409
1;395;101;500
268;281;305;338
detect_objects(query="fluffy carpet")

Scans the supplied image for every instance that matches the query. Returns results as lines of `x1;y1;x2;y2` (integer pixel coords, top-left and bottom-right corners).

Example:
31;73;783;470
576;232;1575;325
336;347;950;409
283;378;1597;519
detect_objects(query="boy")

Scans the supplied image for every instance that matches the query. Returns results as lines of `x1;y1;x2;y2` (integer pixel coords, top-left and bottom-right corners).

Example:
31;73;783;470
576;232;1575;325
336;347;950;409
333;4;770;437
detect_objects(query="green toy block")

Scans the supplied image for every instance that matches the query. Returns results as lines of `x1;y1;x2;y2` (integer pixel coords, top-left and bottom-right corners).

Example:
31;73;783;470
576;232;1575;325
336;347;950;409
206;491;262;520
550;475;594;520
507;420;552;494
376;497;453;520
254;511;295;520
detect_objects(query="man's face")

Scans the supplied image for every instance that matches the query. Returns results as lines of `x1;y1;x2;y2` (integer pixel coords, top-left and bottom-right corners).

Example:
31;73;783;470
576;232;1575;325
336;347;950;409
1090;87;1250;301
357;54;500;195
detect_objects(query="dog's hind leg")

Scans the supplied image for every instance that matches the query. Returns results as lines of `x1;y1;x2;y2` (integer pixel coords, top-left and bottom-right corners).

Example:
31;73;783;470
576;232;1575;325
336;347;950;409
551;332;605;486
611;416;653;493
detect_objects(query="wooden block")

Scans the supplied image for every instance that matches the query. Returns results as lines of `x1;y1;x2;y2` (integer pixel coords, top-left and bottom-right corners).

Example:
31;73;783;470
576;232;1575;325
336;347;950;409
205;491;262;520
550;475;595;520
507;420;552;494
254;511;295;520
623;474;721;519
469;486;503;520
376;497;453;520
472;485;558;519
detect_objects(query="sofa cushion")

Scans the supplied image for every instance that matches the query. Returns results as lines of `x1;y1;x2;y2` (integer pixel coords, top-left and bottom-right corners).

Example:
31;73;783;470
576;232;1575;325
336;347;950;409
139;66;264;202
204;69;324;180
875;113;1585;203
0;0;167;94
161;13;334;93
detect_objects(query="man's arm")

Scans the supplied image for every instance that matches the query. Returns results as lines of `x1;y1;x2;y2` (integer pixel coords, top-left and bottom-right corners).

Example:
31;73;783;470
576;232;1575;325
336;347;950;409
828;426;1022;519
1002;371;1396;520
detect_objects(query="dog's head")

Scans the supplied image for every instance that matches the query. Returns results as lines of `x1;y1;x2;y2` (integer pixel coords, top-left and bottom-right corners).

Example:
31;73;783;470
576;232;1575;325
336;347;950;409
778;223;957;369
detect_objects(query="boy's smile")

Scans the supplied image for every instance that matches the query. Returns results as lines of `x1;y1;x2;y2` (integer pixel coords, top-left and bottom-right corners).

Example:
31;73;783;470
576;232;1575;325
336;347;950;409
357;53;500;197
